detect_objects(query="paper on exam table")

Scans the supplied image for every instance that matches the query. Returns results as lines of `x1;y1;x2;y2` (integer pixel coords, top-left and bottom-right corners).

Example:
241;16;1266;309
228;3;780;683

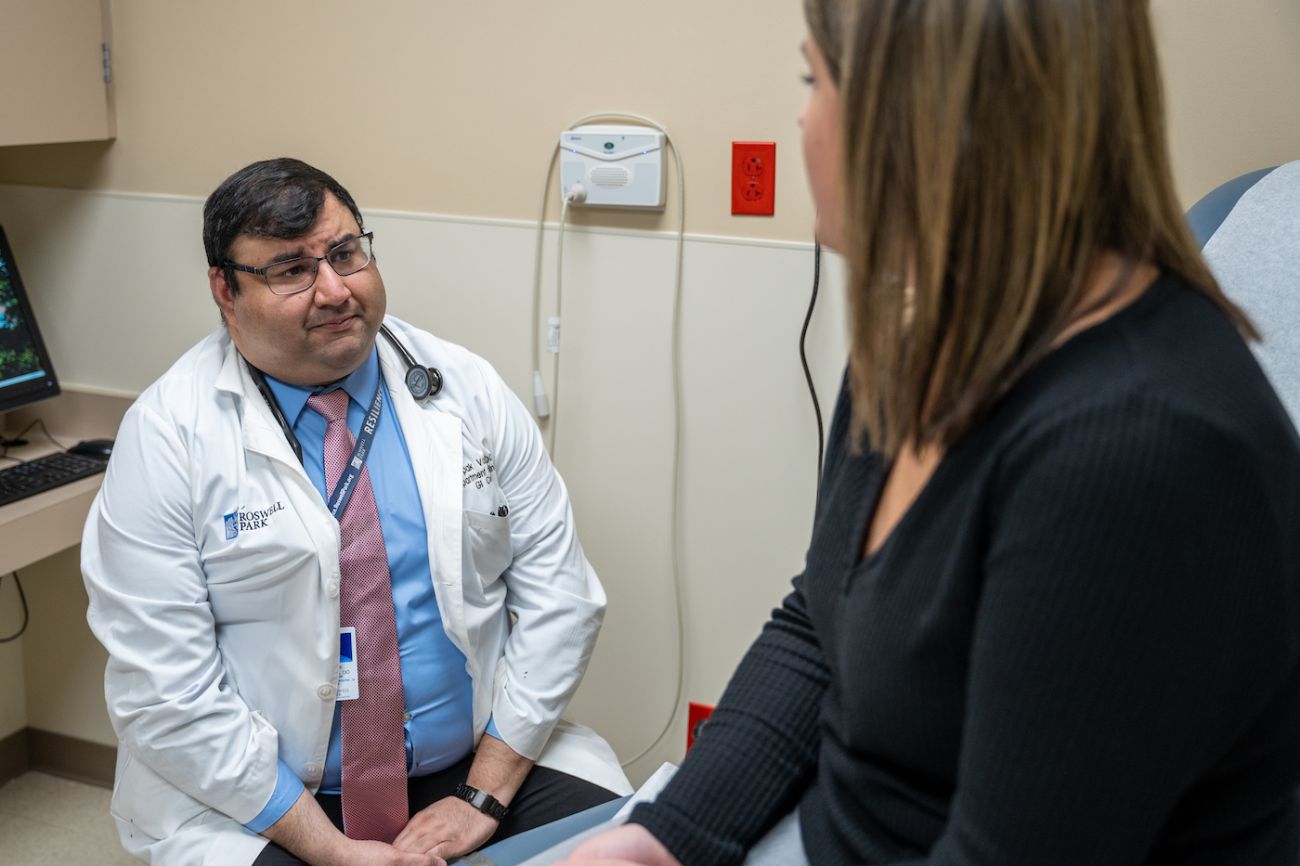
512;762;679;866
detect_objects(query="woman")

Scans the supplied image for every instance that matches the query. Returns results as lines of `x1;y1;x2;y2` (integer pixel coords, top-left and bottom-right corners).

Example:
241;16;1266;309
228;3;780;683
565;0;1300;864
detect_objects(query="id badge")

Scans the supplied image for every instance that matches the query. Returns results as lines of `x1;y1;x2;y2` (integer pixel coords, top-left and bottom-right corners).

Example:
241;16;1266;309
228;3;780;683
338;627;359;701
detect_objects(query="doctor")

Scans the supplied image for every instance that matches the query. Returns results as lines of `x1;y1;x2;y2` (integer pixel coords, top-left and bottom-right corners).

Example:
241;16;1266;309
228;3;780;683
82;158;630;866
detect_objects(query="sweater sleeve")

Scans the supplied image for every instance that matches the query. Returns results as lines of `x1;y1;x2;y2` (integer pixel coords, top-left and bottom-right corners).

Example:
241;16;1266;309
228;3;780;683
628;576;830;865
901;395;1297;865
627;381;853;865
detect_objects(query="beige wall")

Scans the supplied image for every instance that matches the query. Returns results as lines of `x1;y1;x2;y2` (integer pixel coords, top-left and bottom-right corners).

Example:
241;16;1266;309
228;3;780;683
0;605;25;742
0;0;813;242
1;0;1294;241
21;548;116;747
1154;0;1300;204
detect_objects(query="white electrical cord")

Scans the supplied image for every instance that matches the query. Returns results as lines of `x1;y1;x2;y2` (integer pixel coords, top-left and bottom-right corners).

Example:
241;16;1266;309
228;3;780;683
547;198;571;454
530;152;562;420
528;112;688;770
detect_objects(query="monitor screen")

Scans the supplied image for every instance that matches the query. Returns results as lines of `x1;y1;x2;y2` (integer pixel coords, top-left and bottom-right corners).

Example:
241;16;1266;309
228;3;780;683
0;225;60;415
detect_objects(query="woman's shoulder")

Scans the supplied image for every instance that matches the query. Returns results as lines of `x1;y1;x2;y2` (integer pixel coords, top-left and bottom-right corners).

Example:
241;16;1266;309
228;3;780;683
989;271;1297;461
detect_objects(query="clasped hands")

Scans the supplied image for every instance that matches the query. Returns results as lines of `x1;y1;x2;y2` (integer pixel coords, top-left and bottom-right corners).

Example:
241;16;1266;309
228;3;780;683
348;799;678;866
366;732;528;865
388;794;500;862
315;795;497;866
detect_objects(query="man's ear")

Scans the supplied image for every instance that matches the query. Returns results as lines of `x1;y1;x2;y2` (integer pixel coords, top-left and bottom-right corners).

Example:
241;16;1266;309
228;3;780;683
209;266;237;325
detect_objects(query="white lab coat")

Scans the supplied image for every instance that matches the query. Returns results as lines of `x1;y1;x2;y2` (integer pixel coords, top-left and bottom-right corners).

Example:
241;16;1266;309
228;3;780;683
81;317;629;865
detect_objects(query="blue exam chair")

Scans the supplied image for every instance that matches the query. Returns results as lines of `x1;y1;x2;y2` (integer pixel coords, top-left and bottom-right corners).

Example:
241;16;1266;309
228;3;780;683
1190;162;1300;422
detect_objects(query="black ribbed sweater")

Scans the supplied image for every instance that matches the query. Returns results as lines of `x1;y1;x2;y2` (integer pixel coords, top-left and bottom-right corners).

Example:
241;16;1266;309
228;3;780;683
632;274;1300;865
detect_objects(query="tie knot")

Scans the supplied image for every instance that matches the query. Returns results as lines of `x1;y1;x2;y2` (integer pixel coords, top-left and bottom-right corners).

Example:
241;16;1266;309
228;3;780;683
307;389;350;425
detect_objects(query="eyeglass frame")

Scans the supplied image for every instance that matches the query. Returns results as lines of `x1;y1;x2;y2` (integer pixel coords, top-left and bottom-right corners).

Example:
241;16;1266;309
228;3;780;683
220;231;376;296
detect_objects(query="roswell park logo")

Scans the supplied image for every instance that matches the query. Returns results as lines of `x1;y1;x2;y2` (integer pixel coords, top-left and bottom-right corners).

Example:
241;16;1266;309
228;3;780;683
223;501;286;540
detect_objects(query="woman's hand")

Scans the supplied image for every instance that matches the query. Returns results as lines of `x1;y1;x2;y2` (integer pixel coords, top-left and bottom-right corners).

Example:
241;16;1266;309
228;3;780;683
559;824;681;866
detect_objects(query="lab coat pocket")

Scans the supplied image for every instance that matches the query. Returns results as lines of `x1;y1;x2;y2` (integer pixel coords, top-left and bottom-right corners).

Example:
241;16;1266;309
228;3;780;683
464;510;512;589
111;750;207;842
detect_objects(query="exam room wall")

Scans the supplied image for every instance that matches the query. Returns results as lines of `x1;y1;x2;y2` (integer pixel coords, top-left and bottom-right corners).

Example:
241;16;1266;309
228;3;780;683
0;0;1295;785
0;183;853;781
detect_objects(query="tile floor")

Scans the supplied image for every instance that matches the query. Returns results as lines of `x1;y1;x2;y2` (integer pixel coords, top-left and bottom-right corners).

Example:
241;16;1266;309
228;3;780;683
0;771;136;865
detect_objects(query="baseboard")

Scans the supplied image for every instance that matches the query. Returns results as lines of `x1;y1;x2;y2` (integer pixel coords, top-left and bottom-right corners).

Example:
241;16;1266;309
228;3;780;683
26;728;115;789
0;728;30;786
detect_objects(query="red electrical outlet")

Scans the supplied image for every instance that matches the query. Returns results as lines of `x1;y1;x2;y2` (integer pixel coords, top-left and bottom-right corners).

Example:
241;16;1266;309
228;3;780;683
731;141;776;216
687;702;715;751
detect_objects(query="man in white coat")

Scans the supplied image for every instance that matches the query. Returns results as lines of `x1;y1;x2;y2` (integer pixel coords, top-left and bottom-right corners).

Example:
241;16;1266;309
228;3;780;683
82;158;630;866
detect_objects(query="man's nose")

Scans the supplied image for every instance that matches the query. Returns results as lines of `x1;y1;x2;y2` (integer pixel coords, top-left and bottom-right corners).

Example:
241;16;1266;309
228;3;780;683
312;259;351;305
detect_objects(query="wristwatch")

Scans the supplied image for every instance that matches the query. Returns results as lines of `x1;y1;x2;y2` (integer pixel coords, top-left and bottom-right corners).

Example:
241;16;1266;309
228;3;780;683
454;782;510;821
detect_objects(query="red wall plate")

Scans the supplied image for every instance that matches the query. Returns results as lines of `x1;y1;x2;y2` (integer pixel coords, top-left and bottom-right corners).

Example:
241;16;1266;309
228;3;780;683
687;701;715;750
731;141;776;216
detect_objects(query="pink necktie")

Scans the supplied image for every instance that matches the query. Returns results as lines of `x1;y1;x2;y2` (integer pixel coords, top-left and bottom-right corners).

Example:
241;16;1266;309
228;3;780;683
307;389;408;842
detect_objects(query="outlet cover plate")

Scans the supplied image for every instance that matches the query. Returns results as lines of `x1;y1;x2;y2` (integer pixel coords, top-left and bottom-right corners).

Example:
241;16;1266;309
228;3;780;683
731;141;776;216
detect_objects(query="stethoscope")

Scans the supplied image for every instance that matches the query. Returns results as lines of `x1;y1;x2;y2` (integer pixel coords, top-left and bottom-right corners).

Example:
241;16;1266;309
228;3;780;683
246;323;443;465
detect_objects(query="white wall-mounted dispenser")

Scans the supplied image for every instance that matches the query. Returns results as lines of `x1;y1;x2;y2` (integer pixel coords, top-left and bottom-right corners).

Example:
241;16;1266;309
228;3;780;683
559;124;666;209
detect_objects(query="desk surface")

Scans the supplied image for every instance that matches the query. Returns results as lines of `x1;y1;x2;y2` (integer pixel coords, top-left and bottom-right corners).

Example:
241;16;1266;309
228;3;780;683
0;388;132;575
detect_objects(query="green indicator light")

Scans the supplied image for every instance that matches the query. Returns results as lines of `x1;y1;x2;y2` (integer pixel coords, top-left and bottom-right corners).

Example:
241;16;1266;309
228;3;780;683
604;142;615;151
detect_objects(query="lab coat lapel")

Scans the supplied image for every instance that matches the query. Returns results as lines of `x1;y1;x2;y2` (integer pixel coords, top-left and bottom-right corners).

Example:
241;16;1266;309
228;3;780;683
217;337;342;568
378;333;468;653
216;338;301;469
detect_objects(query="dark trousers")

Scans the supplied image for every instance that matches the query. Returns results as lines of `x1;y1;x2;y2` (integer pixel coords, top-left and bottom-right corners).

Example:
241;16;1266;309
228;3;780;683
253;753;619;864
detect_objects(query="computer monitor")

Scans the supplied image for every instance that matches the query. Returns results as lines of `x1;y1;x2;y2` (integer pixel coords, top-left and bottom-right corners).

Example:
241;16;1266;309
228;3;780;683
0;225;60;416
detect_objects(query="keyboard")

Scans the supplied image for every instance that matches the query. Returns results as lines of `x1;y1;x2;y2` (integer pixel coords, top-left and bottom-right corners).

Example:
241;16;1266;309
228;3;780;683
0;451;108;508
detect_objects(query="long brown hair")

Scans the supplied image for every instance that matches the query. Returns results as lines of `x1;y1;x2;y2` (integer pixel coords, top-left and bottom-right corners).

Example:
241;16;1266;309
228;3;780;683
805;0;1256;457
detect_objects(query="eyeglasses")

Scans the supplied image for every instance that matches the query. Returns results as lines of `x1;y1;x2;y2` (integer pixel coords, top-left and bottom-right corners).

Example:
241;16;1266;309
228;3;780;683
222;232;375;296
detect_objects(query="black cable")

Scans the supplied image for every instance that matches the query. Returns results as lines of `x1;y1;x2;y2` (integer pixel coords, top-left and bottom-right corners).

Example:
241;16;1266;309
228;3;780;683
799;242;826;497
0;430;25;463
0;572;29;643
0;418;68;454
22;418;68;451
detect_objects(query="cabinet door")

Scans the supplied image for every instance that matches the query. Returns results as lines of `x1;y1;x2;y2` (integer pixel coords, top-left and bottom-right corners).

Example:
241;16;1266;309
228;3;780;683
0;0;113;147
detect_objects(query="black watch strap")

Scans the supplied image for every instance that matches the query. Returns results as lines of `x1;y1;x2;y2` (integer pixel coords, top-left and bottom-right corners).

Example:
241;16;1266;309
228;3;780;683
454;782;510;821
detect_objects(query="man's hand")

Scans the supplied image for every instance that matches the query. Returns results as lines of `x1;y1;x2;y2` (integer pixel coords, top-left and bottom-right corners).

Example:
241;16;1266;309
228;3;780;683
393;795;499;860
393;732;534;859
348;840;448;866
560;824;681;866
263;790;446;866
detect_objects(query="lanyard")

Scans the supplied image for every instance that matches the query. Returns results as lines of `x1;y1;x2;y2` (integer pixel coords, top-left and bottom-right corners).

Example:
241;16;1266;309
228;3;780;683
323;381;384;520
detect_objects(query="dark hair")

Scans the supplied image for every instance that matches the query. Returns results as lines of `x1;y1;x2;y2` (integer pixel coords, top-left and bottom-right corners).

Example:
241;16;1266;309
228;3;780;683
203;158;365;294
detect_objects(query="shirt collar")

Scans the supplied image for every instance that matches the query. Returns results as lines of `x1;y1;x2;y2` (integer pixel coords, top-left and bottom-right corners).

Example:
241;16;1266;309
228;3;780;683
264;347;381;427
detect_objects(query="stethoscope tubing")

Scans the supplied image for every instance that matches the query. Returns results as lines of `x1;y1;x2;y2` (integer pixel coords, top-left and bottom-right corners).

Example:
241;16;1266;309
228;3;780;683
245;324;444;466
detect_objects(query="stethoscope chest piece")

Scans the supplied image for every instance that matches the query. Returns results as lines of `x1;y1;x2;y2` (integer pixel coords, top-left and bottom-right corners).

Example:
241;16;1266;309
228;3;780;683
380;323;443;402
405;364;443;401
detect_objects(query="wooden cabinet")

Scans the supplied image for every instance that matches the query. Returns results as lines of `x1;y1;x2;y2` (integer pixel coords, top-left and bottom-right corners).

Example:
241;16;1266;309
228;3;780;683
0;0;114;147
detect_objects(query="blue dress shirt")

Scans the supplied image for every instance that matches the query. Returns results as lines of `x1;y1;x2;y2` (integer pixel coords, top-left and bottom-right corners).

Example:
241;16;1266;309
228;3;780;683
246;348;489;831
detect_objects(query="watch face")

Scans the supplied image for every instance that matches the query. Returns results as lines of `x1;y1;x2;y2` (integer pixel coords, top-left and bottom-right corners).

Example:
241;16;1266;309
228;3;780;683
406;366;430;398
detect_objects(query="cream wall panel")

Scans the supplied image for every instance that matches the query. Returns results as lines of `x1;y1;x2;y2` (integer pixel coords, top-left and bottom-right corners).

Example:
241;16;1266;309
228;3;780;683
0;184;847;780
0;188;213;392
